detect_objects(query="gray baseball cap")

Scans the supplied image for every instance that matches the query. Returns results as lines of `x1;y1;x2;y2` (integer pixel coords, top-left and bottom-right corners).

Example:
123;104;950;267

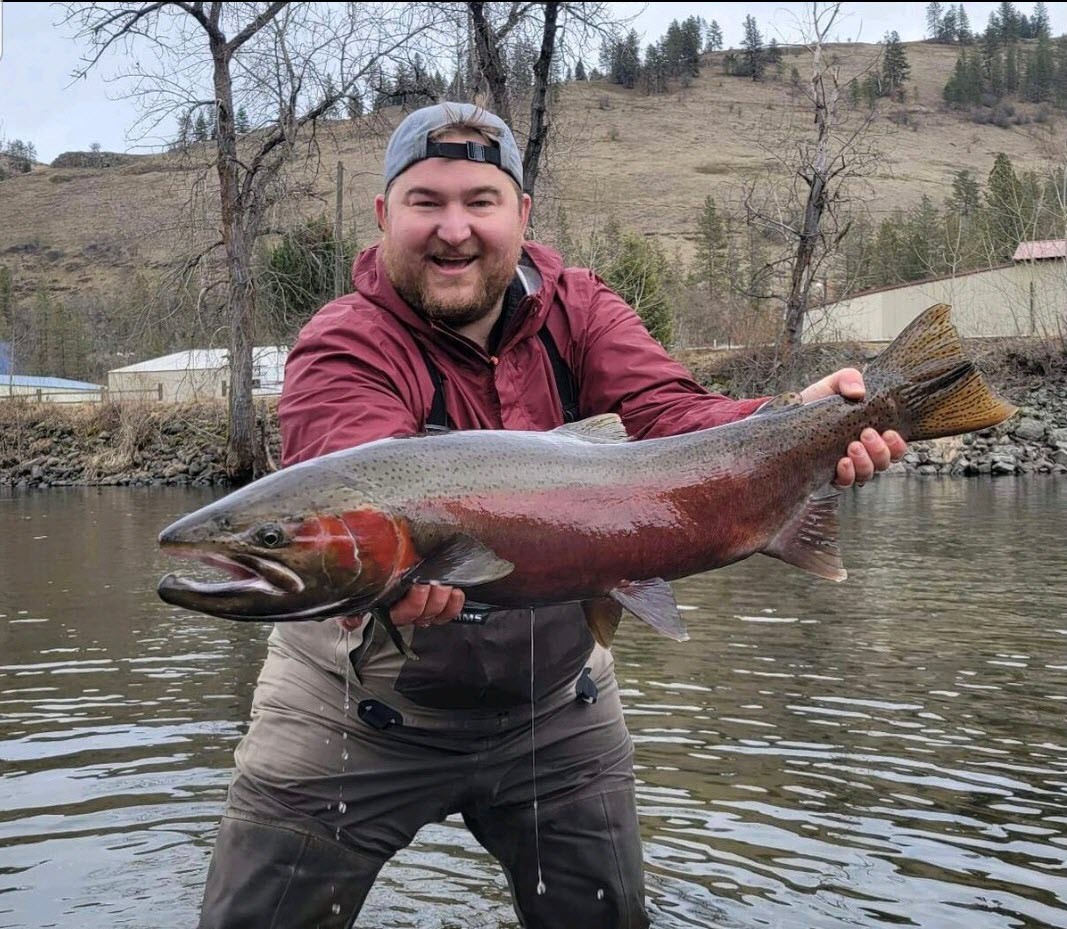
383;102;524;190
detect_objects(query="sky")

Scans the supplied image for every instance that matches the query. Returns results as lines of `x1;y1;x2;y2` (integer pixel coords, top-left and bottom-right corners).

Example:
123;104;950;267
1;2;1066;163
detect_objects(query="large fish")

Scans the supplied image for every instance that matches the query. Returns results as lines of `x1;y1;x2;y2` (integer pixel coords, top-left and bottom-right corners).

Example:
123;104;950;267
158;304;1016;654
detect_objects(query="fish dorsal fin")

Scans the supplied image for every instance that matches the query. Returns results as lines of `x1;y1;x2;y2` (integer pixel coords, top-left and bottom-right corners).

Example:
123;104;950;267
762;486;846;581
610;579;689;642
753;392;804;415
552;414;630;444
408;534;514;587
582;597;624;648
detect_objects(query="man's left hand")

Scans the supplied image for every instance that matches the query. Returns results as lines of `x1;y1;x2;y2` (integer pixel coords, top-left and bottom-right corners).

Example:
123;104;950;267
799;367;908;488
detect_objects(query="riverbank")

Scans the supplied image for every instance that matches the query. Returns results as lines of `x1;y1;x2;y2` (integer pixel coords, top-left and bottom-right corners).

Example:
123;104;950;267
1;366;1065;488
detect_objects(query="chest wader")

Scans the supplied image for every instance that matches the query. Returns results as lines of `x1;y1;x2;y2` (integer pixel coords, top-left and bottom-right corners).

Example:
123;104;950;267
199;269;649;929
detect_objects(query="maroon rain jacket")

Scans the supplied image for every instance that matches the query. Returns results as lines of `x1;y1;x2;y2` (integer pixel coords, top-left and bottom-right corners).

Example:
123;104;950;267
273;241;767;725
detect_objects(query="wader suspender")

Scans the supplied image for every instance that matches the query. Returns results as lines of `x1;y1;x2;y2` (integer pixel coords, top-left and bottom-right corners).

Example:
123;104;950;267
418;266;579;431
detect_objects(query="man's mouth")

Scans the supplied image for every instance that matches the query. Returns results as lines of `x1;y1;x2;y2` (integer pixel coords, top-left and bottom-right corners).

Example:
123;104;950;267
429;255;477;272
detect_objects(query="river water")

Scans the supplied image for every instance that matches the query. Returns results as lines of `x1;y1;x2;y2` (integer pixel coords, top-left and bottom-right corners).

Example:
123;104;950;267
1;480;1065;929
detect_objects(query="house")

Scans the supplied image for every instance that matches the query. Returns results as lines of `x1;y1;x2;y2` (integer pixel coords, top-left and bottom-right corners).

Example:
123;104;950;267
107;346;289;403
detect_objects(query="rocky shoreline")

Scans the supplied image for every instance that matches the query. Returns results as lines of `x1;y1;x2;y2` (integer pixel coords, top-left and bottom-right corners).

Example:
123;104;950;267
1;376;1065;490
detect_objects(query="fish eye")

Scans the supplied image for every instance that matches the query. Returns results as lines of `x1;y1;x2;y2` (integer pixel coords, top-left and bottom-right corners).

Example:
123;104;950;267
254;524;288;548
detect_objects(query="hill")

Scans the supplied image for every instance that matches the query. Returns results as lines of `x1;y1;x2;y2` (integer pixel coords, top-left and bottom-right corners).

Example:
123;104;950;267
0;40;1061;304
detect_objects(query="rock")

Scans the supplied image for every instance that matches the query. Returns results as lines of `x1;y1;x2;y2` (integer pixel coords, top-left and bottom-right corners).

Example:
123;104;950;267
992;459;1017;475
1051;428;1067;446
1054;450;1067;467
1013;418;1046;442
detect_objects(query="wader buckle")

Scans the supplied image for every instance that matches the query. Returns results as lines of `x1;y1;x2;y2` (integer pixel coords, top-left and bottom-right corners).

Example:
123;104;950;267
576;667;598;705
357;699;403;730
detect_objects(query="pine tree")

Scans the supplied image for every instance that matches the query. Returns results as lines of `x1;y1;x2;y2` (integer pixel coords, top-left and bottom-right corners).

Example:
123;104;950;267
706;19;724;53
234;106;250;134
948;169;981;217
1054;36;1067;107
0;266;12;350
938;5;958;44
956;4;972;43
926;2;943;40
1026;33;1054;102
881;32;910;97
346;90;364;119
741;15;765;81
1004;43;1019;94
176;110;192;148
193;111;208;142
575;59;587;81
1032;1;1051;40
997;2;1018;43
692;196;728;294
986;152;1021;259
322;75;340;118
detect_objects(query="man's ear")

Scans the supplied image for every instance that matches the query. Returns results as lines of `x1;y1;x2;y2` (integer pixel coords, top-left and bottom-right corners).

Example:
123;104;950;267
520;192;533;231
374;193;387;232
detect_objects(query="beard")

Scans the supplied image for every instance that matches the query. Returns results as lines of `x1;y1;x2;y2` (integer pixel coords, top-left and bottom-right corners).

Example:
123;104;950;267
383;237;522;328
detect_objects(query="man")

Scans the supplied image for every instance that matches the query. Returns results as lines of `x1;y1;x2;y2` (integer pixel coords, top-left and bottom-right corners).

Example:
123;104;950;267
198;103;905;929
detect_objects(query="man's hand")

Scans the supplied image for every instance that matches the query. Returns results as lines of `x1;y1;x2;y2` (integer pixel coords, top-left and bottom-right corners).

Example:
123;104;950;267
800;367;908;488
336;582;465;632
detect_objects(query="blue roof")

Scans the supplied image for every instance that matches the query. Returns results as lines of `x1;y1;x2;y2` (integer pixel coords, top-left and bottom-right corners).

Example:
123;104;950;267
1;374;102;390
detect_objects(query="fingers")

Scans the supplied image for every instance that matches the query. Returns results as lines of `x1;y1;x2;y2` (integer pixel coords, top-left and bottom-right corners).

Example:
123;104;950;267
835;428;908;488
390;583;465;627
337;614;368;632
800;367;866;404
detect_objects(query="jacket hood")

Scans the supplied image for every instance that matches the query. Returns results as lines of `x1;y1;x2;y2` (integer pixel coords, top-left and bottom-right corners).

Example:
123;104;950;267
351;241;565;367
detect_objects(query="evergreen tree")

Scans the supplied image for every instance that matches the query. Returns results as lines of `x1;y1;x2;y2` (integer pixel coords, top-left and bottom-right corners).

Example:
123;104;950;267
1004;43;1019;94
956;5;972;43
938;5;959;44
642;43;667;95
986;152;1022;259
926;2;943;40
234;106;250;134
706;19;724;53
575;59;587;81
0;266;12;352
881;31;910;97
692;196;728;294
193;111;208;142
176;110;192;148
997;2;1018;42
948;169;981;216
741;15;765;81
603;232;673;346
1027;33;1054;102
1032;1;1051;40
1054;36;1067;107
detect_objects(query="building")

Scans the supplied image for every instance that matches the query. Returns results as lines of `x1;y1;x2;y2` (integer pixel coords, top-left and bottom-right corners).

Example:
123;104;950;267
1;374;104;403
810;240;1066;344
107;346;288;403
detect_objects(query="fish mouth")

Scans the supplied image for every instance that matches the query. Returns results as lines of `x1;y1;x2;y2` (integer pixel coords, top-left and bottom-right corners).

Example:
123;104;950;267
159;548;306;600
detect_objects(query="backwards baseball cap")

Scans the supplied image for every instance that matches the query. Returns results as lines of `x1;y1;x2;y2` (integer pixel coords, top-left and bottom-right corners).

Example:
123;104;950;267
383;102;524;191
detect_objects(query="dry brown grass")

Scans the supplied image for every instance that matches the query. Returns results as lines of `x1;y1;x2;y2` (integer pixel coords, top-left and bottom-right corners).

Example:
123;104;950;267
0;41;1060;301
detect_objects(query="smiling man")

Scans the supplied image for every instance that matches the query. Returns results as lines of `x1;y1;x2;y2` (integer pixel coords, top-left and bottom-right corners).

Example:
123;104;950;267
197;103;905;929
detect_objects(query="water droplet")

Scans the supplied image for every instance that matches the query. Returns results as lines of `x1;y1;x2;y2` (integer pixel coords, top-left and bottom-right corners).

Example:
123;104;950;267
536;880;546;896
597;888;605;900
338;801;347;814
331;903;341;915
342;751;349;762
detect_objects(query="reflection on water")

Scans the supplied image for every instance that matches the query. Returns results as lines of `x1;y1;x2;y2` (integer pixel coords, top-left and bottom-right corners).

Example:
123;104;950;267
1;481;1065;928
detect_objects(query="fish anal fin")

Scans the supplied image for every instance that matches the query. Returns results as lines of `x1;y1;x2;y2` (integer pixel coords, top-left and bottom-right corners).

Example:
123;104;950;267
408;534;514;587
552;414;630;444
609;579;689;642
582;597;624;648
762;487;846;581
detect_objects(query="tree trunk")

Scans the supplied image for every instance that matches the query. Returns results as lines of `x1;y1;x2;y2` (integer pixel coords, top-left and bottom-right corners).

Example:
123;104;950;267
522;1;559;202
468;2;512;124
212;42;258;484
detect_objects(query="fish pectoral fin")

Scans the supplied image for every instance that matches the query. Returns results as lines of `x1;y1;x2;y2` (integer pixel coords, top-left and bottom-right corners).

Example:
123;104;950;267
552;413;631;443
582;597;624;648
761;486;847;581
408;534;514;587
609;579;689;642
371;607;419;661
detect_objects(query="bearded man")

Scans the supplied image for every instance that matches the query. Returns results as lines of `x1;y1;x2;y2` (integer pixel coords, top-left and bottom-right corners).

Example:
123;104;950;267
197;103;905;929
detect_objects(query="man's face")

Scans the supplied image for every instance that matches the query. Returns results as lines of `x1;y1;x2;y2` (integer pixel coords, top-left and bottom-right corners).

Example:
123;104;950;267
376;132;532;328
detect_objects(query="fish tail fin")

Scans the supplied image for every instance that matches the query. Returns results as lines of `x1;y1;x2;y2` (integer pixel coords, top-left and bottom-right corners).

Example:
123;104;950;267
866;303;1017;441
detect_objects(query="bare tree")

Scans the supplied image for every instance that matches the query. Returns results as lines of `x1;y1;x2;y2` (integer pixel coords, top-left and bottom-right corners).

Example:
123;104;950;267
465;2;622;202
740;3;882;364
64;2;444;481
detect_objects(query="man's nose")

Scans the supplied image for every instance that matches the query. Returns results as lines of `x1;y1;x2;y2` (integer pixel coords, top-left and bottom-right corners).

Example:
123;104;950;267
435;204;472;246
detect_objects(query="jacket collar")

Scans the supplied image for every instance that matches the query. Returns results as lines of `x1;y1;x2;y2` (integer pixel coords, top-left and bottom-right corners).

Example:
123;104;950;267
351;241;564;367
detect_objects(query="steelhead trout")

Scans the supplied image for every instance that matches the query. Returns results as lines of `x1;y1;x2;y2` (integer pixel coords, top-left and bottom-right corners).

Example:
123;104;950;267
158;304;1016;655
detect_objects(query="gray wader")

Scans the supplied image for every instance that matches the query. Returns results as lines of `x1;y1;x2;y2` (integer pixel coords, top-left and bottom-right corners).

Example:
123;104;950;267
198;637;649;929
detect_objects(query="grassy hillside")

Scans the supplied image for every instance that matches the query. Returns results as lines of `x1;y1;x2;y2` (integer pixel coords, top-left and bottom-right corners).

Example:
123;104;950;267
0;40;1061;302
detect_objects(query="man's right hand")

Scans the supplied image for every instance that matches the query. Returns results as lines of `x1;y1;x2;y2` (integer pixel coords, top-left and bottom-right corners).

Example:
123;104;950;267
337;583;465;632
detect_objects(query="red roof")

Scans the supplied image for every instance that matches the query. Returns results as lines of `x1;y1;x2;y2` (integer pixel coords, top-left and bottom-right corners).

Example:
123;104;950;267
1013;239;1067;261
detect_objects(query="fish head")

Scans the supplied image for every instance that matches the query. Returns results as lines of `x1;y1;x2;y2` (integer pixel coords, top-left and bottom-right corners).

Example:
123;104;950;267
157;468;412;622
